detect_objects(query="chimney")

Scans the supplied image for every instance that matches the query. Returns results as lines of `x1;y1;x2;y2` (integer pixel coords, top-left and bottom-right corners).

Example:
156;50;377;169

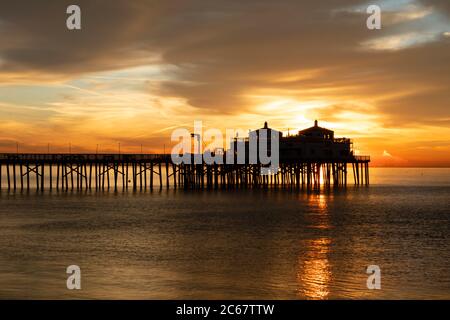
264;121;268;129
314;120;318;127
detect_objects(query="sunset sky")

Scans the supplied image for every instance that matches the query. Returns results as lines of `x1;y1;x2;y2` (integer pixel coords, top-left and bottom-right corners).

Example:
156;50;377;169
0;0;449;166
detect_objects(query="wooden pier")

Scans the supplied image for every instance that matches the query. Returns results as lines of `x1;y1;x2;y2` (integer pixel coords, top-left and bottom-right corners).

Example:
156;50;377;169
0;153;369;191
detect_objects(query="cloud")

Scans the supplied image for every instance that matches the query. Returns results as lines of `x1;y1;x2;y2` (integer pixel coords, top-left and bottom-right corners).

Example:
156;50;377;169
0;0;449;164
383;150;393;157
0;1;447;116
420;0;450;16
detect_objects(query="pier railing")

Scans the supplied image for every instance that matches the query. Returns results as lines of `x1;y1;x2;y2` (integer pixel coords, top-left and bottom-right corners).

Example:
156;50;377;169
0;153;171;163
354;155;370;162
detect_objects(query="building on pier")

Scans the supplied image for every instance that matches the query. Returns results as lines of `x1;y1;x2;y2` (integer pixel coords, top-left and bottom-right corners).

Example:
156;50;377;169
230;120;354;163
280;120;353;161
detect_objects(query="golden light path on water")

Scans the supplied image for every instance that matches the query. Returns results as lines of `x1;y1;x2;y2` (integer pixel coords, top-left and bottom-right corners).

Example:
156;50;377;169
297;194;332;299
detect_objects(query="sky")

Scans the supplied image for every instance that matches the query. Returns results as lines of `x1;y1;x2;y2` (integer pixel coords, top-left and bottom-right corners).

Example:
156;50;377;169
0;0;449;166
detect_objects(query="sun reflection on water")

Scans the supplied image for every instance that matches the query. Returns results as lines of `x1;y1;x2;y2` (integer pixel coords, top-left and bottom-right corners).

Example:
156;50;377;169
298;238;332;299
297;193;333;299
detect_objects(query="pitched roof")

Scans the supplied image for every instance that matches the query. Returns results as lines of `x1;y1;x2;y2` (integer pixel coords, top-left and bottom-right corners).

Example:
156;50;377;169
299;120;333;134
299;125;334;134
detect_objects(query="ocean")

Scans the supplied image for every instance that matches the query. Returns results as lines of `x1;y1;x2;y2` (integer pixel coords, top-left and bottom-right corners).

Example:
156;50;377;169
0;168;449;299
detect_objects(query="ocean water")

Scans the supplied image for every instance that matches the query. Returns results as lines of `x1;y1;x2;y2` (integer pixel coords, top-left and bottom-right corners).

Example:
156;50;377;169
0;167;449;299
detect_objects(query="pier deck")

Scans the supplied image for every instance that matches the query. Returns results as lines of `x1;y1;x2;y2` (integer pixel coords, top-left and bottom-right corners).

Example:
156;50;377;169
0;153;369;190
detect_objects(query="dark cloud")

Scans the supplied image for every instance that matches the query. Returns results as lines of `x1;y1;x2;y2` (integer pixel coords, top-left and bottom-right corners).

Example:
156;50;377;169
420;0;450;15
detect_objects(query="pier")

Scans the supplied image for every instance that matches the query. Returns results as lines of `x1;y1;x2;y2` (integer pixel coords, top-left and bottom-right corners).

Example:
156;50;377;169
0;153;369;191
0;121;370;191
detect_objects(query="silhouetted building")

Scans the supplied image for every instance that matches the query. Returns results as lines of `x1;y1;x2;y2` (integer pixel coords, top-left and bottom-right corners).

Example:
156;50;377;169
280;120;352;161
229;121;282;163
229;120;353;162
